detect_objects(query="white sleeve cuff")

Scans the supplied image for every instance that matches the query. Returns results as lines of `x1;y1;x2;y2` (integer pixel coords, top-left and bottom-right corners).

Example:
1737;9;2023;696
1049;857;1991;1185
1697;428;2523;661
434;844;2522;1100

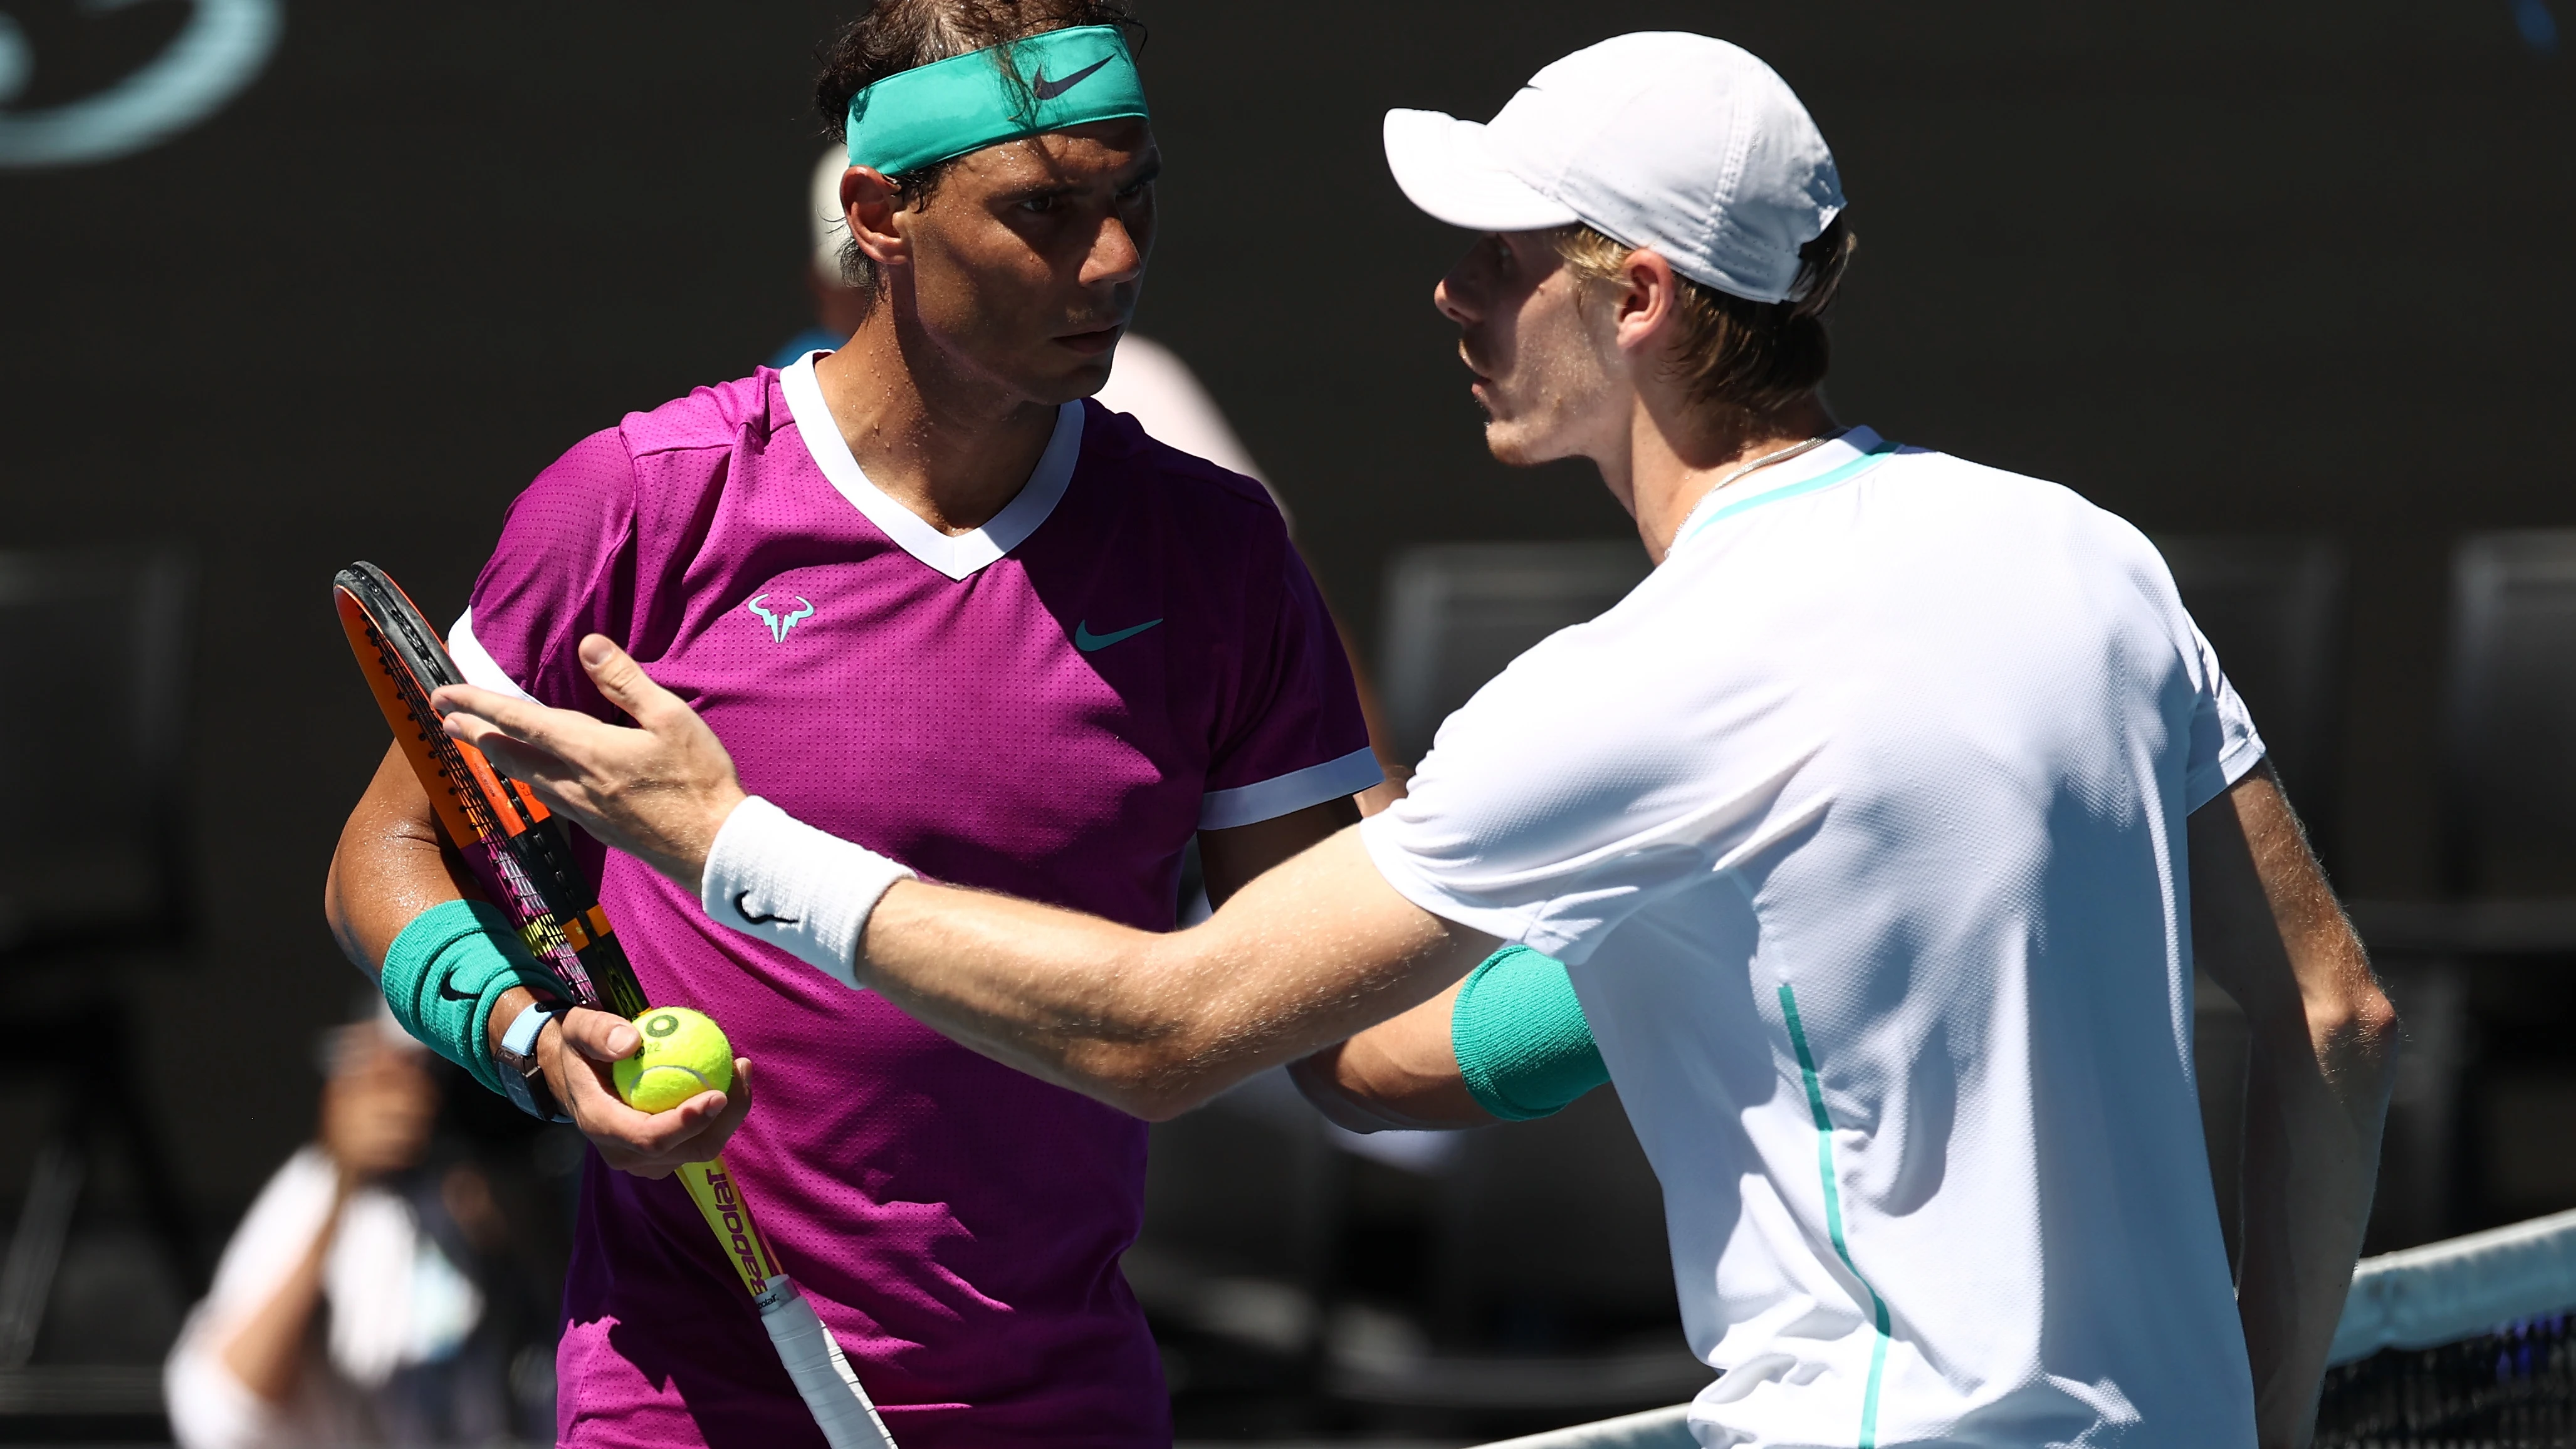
446;609;538;701
1198;746;1385;829
699;797;915;988
2185;732;2269;815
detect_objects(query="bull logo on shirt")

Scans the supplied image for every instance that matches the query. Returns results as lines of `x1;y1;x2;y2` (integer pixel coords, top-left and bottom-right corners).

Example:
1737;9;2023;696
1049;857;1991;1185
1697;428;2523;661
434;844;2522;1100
746;593;815;644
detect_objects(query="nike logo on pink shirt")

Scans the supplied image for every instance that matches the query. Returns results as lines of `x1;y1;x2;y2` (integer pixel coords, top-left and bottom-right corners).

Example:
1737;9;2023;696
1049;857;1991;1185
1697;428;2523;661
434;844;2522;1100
1074;618;1161;652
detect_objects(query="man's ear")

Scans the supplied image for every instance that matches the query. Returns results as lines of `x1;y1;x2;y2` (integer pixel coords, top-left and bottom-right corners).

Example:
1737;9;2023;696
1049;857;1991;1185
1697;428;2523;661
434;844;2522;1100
1610;248;1683;357
840;165;912;271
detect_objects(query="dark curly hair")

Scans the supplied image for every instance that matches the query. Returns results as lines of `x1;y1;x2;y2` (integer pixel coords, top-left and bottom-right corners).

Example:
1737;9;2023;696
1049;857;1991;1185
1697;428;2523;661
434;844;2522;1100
813;0;1144;299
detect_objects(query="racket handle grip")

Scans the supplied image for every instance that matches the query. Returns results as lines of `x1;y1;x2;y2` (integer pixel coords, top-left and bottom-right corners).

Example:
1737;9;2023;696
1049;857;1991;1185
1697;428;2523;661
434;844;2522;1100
757;1276;899;1449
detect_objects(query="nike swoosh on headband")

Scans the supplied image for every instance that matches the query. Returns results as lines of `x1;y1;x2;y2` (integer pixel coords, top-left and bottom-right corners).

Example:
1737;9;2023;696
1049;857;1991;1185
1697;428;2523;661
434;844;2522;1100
1032;55;1114;100
846;26;1149;177
1074;618;1163;652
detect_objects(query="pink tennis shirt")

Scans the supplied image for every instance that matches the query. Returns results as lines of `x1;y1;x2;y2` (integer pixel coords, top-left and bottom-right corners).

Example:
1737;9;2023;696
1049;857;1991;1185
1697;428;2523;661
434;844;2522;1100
453;354;1378;1448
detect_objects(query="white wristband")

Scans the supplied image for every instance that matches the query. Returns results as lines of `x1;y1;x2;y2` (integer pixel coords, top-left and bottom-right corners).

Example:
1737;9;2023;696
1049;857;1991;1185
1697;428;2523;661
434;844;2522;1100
699;797;915;988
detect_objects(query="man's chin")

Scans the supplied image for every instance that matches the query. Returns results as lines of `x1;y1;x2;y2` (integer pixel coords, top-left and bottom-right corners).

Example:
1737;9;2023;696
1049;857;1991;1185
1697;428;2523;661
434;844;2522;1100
1482;419;1558;468
1020;350;1116;406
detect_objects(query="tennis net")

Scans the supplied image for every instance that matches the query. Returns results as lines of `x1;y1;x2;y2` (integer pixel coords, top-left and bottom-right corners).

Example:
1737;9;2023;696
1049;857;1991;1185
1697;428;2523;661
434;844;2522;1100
2319;1206;2576;1447
1467;1207;2576;1449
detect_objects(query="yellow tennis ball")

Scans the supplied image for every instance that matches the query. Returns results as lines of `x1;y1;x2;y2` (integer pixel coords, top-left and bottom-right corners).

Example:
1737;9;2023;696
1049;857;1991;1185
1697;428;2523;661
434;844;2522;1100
612;1007;735;1114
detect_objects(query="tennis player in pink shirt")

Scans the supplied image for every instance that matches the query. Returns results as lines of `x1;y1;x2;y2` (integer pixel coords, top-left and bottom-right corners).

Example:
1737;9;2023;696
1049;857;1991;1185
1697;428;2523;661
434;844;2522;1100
324;4;1376;1444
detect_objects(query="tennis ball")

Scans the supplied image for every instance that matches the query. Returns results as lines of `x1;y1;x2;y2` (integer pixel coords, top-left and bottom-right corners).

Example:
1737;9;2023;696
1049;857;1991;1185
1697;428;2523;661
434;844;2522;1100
612;1007;735;1114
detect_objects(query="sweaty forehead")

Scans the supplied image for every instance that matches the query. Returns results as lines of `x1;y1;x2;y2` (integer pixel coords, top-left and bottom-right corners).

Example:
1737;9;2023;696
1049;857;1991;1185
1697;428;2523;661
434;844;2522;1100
950;117;1156;189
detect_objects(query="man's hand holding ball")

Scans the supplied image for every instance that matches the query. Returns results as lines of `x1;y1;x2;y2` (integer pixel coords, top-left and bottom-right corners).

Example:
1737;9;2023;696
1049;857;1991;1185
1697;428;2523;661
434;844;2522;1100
531;1003;753;1179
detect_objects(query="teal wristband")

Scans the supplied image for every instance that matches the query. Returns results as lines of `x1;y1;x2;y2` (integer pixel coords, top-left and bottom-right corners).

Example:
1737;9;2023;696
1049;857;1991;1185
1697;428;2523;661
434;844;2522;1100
1451;944;1610;1122
378;899;562;1098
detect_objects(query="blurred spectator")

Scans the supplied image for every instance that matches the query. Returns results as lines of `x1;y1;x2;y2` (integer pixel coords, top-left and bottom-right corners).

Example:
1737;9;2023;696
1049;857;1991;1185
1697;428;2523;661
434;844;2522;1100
767;149;875;369
1092;333;1282;523
163;1012;557;1447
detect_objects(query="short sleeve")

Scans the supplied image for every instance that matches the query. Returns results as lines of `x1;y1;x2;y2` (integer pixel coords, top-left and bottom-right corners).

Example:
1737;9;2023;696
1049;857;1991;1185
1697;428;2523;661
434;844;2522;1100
2182;617;2268;812
1359;625;1827;968
1197;538;1380;829
451;429;639;719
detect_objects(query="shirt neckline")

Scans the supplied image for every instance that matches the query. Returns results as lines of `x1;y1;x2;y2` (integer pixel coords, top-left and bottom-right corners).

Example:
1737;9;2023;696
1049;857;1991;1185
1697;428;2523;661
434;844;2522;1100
1668;425;1891;550
777;350;1084;582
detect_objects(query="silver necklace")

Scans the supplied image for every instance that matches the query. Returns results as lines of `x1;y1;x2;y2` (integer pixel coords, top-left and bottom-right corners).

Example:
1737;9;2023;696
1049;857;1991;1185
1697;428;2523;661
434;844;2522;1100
1705;429;1845;497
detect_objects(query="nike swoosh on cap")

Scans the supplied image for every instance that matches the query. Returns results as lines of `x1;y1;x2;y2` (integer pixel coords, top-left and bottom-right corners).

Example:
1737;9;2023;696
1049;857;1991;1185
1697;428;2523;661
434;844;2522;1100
1032;55;1114;101
1074;618;1163;652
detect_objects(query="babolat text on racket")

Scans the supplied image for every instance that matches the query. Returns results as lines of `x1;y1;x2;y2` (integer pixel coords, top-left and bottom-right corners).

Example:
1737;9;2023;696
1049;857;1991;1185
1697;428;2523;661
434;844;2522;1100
332;561;896;1449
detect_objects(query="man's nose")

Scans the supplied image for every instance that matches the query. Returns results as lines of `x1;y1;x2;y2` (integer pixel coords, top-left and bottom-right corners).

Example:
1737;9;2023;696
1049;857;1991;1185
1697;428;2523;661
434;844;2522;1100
1435;272;1477;326
1081;214;1146;288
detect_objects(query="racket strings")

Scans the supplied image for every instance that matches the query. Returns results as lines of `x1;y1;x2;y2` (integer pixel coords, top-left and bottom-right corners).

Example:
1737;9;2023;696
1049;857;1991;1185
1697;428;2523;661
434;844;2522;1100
362;623;604;1004
343;569;648;1017
491;789;647;1013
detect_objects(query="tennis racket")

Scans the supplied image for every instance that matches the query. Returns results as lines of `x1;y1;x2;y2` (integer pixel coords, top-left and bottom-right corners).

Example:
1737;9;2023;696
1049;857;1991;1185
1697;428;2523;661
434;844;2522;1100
332;561;896;1449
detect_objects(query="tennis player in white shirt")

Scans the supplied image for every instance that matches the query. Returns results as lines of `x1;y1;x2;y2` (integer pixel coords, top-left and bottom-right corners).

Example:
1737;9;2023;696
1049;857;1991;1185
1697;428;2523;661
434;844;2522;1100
434;32;2396;1449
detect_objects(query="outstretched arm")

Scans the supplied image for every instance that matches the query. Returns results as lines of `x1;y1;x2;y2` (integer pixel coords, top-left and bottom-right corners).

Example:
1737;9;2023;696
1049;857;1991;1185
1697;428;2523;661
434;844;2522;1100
1292;941;1614;1133
860;827;1490;1118
2191;763;2397;1449
1290;983;1497;1132
437;635;1500;1121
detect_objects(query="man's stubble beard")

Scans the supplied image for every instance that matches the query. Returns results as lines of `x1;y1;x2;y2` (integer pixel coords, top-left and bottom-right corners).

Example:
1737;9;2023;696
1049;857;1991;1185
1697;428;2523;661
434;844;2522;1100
1477;323;1606;468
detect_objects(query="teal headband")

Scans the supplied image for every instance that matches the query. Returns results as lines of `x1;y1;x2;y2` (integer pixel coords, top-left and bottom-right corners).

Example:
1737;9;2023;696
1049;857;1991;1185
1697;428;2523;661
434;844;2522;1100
846;25;1150;178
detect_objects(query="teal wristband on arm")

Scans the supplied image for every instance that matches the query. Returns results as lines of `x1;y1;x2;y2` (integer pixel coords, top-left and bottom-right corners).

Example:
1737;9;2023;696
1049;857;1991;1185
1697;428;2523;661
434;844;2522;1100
1450;944;1610;1122
378;899;562;1098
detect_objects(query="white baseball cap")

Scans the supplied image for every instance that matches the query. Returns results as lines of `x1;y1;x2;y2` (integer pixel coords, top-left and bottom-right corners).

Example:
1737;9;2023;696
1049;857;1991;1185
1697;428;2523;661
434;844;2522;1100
1383;33;1844;305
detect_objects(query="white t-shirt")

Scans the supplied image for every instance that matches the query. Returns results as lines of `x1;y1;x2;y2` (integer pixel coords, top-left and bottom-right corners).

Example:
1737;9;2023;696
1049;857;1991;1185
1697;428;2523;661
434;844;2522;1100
1361;428;2266;1449
163;1147;485;1449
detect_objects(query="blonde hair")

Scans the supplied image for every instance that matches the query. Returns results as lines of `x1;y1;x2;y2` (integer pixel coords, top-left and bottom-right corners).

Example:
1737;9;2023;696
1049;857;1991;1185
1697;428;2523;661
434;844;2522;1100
1551;217;1854;417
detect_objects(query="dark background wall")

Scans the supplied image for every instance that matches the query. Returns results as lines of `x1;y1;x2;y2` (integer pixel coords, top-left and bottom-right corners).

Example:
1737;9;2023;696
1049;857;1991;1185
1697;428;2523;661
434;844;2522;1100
0;0;2567;1216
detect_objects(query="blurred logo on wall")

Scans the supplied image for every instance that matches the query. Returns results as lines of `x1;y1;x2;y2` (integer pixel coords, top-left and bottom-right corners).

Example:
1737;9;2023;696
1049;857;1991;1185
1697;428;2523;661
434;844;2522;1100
2513;0;2561;55
0;0;281;169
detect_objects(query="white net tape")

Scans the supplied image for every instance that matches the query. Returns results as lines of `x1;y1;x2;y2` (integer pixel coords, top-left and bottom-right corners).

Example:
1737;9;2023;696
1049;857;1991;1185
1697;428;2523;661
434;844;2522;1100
1471;1208;2576;1447
2328;1205;2576;1366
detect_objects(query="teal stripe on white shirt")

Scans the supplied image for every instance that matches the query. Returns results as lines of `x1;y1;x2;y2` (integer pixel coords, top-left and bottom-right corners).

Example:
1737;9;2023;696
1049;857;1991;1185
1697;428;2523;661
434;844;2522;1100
1679;434;1905;548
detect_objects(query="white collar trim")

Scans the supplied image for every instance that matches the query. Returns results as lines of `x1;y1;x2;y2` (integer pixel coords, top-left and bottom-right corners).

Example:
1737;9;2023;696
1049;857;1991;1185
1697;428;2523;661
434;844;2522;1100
778;350;1084;582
